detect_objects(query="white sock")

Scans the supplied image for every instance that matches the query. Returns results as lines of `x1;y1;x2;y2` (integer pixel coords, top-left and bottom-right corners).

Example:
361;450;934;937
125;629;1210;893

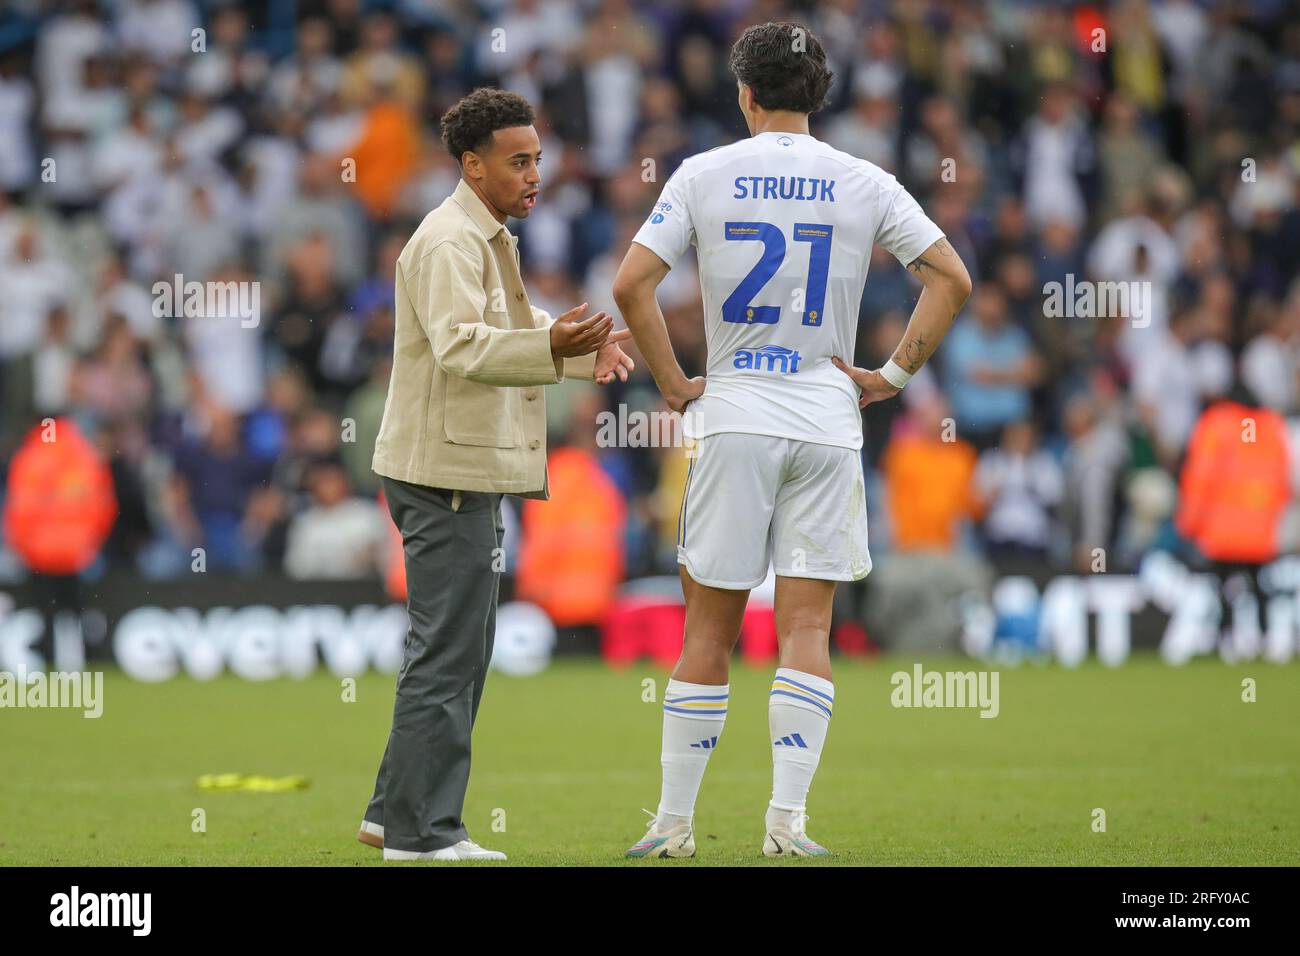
657;678;729;826
768;667;834;819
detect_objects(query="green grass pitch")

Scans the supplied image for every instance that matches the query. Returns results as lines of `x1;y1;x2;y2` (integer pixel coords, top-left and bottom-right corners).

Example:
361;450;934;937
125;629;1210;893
3;655;1297;866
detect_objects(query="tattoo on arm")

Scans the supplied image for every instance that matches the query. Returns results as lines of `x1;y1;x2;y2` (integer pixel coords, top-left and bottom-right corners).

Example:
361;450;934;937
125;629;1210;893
895;238;963;373
896;332;930;374
906;237;955;278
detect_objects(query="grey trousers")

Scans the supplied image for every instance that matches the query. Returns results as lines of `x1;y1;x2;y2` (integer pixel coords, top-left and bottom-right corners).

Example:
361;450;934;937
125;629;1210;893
363;476;503;852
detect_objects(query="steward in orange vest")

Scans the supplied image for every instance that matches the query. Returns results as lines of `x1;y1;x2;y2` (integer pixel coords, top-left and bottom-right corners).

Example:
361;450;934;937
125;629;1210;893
1176;394;1290;564
4;418;118;575
517;445;626;627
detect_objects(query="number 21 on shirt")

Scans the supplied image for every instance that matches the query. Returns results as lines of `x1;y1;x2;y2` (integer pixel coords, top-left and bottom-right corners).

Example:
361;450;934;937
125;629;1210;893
720;221;833;328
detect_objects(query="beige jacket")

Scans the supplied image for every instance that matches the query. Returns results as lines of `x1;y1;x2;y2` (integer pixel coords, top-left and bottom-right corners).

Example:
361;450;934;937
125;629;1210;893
372;179;596;498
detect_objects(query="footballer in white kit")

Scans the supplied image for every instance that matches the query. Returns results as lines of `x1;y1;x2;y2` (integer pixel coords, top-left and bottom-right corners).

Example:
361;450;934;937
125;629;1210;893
614;21;972;859
632;126;945;588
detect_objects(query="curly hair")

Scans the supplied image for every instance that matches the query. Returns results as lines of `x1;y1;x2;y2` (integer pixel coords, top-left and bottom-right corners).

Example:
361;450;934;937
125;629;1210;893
728;21;833;115
439;87;536;162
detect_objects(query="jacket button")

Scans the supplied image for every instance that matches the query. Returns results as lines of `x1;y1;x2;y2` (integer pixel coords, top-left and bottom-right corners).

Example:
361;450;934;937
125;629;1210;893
515;292;524;300
525;391;537;401
529;439;540;450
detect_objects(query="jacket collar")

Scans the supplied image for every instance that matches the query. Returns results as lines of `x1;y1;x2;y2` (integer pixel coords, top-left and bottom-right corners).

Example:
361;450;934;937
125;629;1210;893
451;178;512;242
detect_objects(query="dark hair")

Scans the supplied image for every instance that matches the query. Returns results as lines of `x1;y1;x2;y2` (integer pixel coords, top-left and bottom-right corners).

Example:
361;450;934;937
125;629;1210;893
440;87;535;162
728;21;833;114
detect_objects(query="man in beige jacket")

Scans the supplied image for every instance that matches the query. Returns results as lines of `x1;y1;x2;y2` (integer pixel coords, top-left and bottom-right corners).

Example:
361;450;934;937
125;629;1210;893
357;88;634;861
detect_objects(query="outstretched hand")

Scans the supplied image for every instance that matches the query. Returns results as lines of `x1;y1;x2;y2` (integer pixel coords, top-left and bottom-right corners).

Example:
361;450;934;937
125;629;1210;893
550;302;613;358
595;329;636;384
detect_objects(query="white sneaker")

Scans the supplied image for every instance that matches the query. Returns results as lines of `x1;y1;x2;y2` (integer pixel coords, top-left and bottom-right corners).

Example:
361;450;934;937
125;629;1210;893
383;838;506;861
357;820;384;848
762;811;829;858
625;809;695;859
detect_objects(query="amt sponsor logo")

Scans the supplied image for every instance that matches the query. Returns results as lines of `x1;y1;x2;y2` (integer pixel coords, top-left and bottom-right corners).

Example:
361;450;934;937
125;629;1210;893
733;344;801;374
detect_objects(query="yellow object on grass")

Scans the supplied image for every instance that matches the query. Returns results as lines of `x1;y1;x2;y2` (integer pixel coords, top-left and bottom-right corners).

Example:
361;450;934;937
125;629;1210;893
196;774;310;792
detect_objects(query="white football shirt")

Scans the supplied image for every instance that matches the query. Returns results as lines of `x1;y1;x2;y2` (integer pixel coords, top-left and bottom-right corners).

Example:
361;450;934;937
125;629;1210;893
632;130;944;449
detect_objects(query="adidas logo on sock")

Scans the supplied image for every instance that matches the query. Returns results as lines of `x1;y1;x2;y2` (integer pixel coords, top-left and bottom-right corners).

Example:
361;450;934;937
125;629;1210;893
773;733;808;748
689;736;719;749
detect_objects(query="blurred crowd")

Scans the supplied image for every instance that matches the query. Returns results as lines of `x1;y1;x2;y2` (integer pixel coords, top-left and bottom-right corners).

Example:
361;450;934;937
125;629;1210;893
1;0;1299;631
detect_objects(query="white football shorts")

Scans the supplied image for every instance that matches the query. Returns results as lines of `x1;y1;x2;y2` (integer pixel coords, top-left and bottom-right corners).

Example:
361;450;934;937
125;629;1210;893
675;432;872;590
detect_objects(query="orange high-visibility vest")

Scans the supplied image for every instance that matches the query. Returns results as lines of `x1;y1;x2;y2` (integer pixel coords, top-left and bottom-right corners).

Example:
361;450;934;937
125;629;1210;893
347;100;420;219
4;419;117;574
882;435;978;552
517;446;626;626
1176;401;1290;563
